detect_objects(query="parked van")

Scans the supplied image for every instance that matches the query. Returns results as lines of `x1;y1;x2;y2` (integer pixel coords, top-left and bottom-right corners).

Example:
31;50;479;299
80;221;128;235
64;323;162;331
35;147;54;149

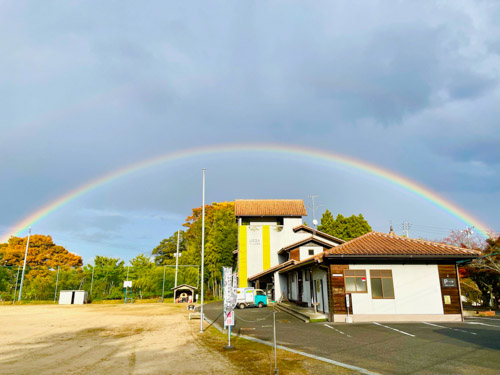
236;288;268;309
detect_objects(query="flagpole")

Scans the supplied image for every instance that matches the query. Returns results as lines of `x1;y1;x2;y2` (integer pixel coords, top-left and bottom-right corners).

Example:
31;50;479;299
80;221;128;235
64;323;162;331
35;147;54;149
200;168;206;333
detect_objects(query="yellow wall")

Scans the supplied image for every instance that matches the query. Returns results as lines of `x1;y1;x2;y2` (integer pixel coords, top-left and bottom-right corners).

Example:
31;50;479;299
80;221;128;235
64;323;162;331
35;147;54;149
238;226;247;287
262;225;271;270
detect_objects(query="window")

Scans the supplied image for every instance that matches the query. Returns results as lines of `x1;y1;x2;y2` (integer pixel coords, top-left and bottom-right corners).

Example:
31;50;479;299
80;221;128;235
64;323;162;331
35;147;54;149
308;249;314;256
370;270;394;299
344;270;367;293
256;290;265;296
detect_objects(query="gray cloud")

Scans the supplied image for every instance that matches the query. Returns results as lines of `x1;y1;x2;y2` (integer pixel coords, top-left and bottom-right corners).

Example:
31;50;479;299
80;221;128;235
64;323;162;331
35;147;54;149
1;1;499;253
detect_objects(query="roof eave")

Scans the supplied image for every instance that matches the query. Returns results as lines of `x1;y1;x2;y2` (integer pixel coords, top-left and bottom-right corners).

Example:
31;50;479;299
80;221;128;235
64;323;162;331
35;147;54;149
325;254;479;261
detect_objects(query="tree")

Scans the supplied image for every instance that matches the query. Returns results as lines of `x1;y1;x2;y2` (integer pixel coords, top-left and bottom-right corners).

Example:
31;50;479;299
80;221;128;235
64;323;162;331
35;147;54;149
317;210;335;234
152;231;186;266
162;201;238;297
129;254;155;299
468;236;500;309
91;256;125;298
0;235;82;268
440;231;499;309
440;229;484;250
318;211;372;241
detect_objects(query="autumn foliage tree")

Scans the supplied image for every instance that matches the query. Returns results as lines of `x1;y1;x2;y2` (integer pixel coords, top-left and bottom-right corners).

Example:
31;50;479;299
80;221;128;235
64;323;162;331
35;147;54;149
440;230;500;309
0;235;82;268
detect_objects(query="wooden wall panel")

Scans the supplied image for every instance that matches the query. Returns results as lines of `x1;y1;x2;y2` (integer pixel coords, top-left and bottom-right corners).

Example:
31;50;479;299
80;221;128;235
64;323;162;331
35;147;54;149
290;249;300;261
438;264;461;314
329;265;352;314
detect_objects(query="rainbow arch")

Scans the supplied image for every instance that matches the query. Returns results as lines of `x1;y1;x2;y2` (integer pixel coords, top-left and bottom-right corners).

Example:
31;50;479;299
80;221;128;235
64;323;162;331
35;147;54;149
0;143;491;242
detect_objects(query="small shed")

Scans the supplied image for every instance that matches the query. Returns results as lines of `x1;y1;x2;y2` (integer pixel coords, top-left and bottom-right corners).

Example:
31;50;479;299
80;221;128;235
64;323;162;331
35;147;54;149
172;284;197;303
59;290;88;305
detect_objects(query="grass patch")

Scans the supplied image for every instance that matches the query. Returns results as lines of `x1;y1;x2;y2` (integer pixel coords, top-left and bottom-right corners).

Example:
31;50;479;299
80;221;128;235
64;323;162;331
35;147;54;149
199;325;358;375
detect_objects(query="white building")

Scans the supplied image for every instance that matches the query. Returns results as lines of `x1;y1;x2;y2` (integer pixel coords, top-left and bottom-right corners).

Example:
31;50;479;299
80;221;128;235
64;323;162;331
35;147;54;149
236;199;480;322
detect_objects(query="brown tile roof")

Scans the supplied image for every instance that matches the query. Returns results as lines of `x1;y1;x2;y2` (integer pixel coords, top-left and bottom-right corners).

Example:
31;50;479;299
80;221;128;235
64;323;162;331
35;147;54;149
235;199;307;217
279;231;480;273
326;231;481;257
248;260;296;281
292;225;345;244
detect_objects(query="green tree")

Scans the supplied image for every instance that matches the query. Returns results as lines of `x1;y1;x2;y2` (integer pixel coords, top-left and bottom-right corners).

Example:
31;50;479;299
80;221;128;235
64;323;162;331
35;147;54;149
152;231;186;266
318;211;372;241
317;210;335;234
177;202;237;297
92;256;125;298
129;254;155;299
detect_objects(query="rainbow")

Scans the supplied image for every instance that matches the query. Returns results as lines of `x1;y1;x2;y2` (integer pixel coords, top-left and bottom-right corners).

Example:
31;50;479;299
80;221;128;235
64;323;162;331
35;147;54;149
0;143;492;242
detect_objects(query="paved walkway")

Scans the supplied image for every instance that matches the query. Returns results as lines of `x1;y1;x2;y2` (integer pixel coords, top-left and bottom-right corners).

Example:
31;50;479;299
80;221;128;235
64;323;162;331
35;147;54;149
203;302;500;375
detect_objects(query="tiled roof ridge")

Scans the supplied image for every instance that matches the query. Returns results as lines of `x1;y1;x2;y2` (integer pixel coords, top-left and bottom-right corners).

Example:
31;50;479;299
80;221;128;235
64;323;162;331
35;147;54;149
369;231;480;255
292;224;345;244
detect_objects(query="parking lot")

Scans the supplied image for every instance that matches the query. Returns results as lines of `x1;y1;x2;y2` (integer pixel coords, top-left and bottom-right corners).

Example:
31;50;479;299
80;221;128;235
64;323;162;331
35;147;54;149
204;302;500;375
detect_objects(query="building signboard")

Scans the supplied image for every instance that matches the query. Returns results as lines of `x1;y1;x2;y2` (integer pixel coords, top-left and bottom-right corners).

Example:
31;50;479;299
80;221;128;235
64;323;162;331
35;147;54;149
441;278;457;288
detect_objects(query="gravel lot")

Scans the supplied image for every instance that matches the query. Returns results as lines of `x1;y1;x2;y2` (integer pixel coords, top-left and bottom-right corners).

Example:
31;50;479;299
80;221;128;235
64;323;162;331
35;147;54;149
0;303;238;375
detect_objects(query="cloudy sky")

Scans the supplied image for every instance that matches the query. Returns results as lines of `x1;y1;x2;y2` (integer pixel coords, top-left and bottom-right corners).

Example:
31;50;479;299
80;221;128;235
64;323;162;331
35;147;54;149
1;1;499;263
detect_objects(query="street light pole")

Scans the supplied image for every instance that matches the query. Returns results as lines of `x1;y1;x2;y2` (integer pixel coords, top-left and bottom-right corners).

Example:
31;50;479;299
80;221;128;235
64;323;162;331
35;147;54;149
200;168;206;333
174;230;180;289
18;226;31;302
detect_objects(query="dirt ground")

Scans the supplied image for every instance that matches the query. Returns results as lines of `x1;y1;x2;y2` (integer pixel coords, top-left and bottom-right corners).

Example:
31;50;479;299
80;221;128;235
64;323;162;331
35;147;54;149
0;303;239;375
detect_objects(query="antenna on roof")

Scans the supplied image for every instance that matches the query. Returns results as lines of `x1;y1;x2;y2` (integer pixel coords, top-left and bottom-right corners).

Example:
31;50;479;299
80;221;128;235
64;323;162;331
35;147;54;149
307;195;323;230
402;221;412;238
461;226;474;248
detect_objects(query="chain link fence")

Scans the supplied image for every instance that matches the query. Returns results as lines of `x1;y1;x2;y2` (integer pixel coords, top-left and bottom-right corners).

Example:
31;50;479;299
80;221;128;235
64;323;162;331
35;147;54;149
0;265;199;303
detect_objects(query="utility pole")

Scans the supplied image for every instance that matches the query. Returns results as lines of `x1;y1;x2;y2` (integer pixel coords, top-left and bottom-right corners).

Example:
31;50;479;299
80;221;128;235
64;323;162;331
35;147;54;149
54;266;60;303
161;265;166;302
12;266;21;304
273;304;279;374
90;265;95;298
18;226;32;302
200;168;206;333
174;230;180;289
402;221;412;238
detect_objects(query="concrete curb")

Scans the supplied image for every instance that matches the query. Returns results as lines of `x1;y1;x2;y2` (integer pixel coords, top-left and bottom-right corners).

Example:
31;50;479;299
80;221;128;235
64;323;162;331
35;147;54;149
203;315;380;375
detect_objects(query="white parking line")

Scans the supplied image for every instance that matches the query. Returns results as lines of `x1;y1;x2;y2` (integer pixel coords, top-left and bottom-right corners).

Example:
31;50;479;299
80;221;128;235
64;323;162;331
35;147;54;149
468;317;500;321
324;324;352;338
466;322;500;328
423;322;477;335
373;322;415;337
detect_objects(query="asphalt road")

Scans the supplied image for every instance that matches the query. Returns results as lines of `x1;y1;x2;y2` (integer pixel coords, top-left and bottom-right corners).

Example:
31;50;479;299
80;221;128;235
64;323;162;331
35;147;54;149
203;302;500;375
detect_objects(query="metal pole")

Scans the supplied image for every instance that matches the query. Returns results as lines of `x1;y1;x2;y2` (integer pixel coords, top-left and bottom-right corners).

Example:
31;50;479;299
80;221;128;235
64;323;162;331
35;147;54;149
161;265;166;302
273;306;278;374
13;266;21;304
18;227;31;302
200;168;206;333
54;266;60;303
174;230;180;289
90;266;95;297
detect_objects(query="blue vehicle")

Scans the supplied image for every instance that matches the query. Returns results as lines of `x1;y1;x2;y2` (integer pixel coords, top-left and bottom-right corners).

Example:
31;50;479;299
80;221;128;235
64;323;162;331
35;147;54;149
237;288;268;309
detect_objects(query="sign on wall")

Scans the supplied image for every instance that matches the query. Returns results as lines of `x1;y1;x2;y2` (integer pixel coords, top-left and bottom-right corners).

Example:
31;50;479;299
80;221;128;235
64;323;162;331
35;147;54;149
441;278;457;288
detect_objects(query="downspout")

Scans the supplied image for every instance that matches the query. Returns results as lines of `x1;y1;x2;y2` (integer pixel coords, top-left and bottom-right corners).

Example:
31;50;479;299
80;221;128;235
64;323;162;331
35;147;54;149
455;262;465;322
